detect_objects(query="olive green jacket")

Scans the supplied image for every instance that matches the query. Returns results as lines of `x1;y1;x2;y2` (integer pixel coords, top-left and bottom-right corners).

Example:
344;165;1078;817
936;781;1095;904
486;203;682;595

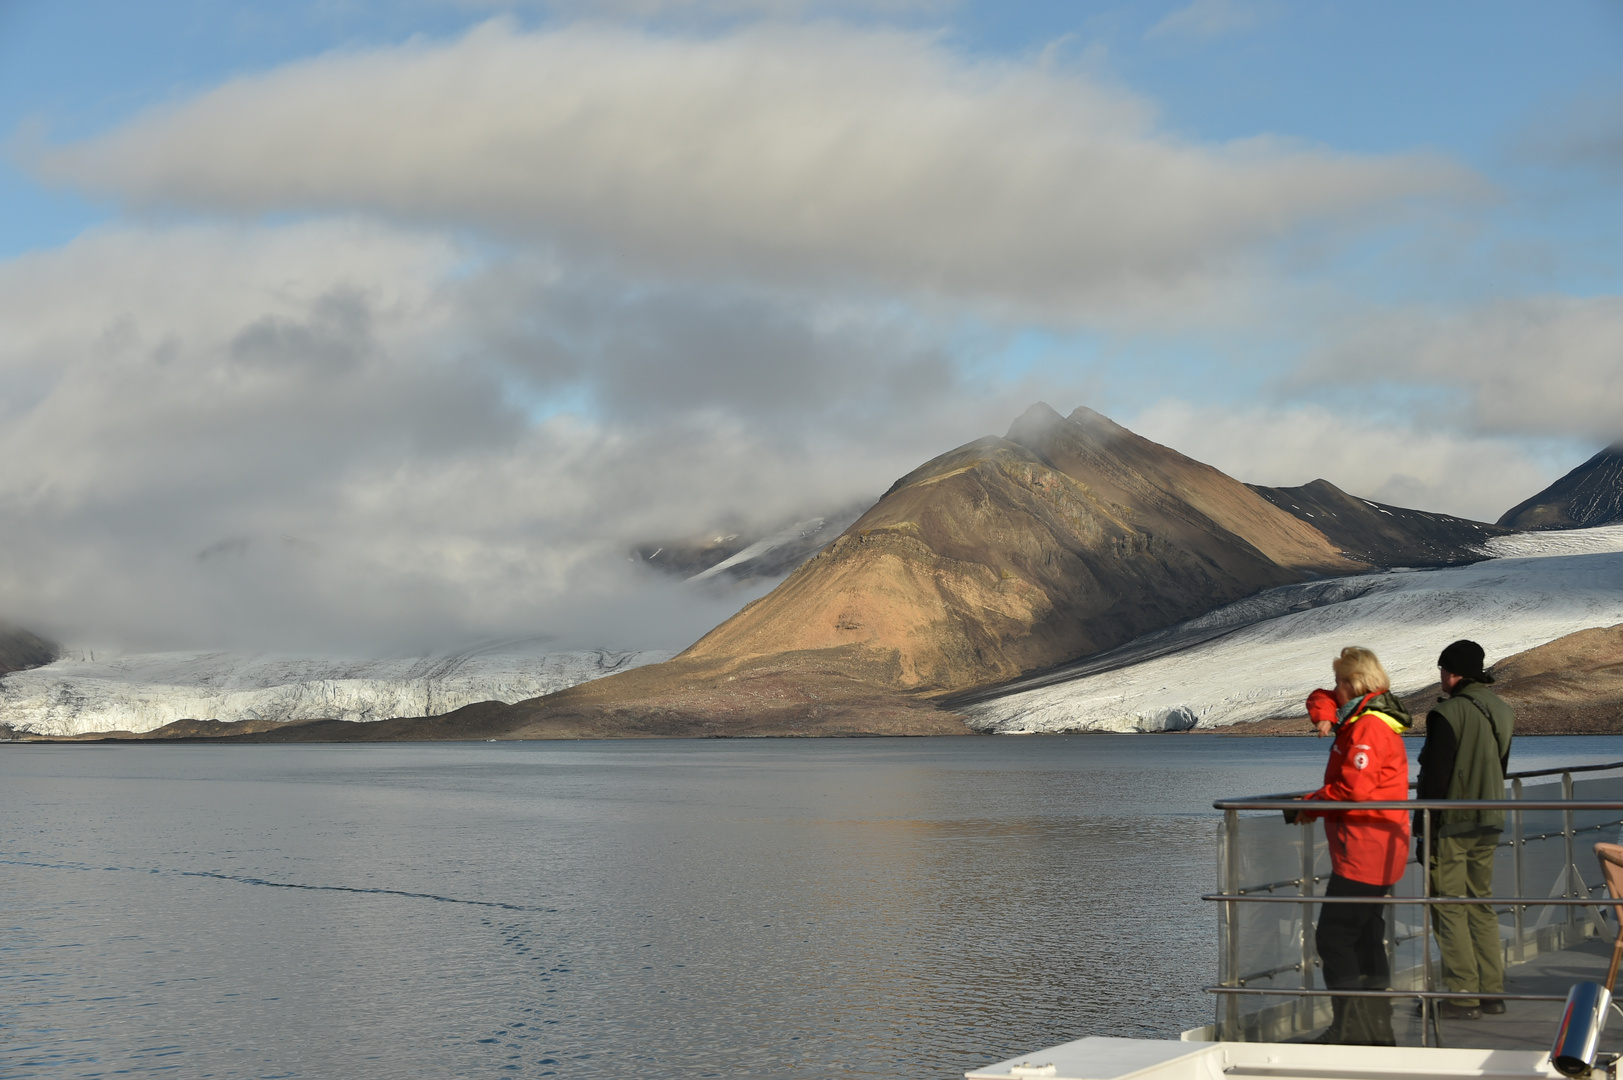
1414;681;1515;838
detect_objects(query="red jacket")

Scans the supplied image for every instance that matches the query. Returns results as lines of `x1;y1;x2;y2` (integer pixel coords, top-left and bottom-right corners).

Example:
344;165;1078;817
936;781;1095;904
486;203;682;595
1299;694;1411;887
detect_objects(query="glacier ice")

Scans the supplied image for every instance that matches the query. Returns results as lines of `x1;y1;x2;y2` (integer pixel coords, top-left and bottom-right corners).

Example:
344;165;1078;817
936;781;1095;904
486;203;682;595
0;642;671;738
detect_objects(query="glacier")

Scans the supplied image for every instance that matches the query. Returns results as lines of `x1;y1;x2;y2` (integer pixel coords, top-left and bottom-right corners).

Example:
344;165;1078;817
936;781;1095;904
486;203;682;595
0;641;671;738
964;524;1623;734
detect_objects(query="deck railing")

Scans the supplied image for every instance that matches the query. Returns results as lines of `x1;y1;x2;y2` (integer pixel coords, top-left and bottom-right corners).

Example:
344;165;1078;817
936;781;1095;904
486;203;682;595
1202;762;1623;1047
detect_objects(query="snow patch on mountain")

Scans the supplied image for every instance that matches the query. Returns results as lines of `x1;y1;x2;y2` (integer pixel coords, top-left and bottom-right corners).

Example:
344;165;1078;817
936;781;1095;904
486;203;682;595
965;525;1623;734
0;642;671;737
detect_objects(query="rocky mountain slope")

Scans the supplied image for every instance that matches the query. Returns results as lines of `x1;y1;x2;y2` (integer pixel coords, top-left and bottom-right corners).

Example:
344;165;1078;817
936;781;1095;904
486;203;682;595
1474;622;1623;731
1250;479;1508;566
1500;444;1623;531
0;622;58;676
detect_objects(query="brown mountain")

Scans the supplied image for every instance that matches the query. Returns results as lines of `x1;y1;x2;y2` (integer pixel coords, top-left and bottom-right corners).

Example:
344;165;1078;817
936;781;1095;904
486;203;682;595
673;404;1358;690
1249;479;1509;567
1499;444;1623;531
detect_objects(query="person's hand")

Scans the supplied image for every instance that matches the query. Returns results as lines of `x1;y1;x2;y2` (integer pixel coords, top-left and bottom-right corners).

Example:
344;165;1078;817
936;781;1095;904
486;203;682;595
1306;689;1337;736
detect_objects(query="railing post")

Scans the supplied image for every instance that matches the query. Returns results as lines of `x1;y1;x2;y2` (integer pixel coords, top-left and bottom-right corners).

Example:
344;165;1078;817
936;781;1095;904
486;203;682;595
1564;772;1577;930
1223;809;1241;1041
1300;817;1316;1035
1421;808;1434;1048
1512;778;1525;962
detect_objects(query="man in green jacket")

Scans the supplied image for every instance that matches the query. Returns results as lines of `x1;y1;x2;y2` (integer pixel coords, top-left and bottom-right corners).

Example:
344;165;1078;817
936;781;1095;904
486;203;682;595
1414;639;1515;1020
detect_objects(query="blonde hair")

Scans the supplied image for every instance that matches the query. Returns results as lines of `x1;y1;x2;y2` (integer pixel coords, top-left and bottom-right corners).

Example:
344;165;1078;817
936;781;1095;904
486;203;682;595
1333;646;1390;697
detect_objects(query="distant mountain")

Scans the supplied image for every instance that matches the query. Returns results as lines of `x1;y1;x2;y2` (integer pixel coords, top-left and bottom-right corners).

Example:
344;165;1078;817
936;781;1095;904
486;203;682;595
1249;479;1509;567
1499;444;1623;530
0;622;57;676
633;503;870;584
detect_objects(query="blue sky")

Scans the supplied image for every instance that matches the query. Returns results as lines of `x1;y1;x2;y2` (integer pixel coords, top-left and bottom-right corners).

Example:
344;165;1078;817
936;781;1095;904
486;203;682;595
2;0;1621;652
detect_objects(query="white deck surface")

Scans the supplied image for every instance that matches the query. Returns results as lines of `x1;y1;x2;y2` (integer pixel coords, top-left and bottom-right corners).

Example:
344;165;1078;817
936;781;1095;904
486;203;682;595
965;1037;1564;1080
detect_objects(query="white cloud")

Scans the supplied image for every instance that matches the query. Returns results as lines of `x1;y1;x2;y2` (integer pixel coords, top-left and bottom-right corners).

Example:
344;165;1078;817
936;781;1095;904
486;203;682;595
1305;296;1623;442
31;20;1465;318
0;221;1048;653
457;0;950;16
1146;0;1271;41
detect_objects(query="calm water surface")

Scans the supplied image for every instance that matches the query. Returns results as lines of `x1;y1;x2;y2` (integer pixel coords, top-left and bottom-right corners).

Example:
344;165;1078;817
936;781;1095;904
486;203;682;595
4;734;1621;1079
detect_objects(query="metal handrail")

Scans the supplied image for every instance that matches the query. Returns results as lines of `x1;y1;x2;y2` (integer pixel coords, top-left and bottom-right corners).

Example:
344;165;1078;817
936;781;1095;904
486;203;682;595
1210;782;1623;1046
1207;988;1571;1002
1508;760;1623;781
1214;797;1623;811
1207;895;1606;906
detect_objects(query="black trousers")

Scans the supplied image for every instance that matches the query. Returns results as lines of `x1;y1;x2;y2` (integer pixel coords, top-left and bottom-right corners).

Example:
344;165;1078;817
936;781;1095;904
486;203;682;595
1314;874;1395;1044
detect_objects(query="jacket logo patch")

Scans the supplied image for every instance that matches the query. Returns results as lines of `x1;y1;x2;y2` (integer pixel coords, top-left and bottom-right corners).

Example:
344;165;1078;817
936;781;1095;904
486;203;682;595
1352;751;1369;770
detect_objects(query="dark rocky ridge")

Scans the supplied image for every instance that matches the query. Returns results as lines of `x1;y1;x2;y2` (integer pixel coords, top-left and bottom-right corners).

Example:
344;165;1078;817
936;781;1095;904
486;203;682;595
0;622;58;676
1500;445;1623;531
1249;479;1510;567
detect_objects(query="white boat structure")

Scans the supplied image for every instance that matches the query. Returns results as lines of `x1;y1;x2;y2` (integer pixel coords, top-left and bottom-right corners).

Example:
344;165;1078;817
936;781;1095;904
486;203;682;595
969;762;1623;1080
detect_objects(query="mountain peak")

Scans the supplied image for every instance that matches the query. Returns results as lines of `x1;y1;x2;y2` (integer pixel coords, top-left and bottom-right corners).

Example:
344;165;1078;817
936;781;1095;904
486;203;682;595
1500;445;1623;530
1004;401;1067;442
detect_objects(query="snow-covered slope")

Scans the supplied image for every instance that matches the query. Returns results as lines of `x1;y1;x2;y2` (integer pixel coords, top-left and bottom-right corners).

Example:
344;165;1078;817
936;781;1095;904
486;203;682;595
965;524;1623;734
0;642;671;737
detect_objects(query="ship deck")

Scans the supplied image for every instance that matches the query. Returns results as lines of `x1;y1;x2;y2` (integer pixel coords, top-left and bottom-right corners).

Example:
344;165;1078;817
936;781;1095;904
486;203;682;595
1354;932;1621;1053
964;935;1623;1080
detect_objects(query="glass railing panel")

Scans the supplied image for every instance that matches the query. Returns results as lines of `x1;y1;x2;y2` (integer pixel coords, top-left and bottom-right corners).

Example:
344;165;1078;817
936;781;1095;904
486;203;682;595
1212;772;1623;1042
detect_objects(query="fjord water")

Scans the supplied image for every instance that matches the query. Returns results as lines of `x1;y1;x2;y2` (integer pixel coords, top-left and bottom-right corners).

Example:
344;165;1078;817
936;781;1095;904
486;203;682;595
4;736;1619;1079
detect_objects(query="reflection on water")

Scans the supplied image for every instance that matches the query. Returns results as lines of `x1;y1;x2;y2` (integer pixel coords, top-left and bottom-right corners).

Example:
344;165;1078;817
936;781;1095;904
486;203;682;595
2;734;1619;1078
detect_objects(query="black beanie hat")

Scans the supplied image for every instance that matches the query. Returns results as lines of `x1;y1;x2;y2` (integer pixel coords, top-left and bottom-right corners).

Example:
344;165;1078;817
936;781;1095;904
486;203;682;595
1438;639;1493;684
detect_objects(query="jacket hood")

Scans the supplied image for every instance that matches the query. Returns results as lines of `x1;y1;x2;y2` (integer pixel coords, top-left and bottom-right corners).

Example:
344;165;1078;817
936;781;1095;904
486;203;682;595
1356;691;1413;730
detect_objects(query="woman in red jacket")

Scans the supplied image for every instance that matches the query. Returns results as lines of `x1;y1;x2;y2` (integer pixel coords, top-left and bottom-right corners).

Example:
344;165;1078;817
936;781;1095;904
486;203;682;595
1295;646;1412;1044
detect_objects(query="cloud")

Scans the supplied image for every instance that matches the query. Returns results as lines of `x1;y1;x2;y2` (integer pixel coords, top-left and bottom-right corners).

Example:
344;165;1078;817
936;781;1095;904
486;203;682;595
1146;0;1271;40
0;221;1049;654
30;21;1466;318
1302;296;1623;443
456;0;951;16
1128;400;1558;523
1513;89;1623;179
